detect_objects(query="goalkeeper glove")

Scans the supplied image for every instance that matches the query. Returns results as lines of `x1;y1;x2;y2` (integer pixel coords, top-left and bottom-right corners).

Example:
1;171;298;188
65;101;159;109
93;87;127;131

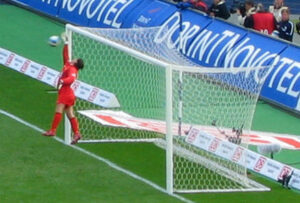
61;32;68;44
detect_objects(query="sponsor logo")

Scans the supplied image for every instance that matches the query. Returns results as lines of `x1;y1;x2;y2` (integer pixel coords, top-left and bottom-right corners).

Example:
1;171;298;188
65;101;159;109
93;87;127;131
232;147;244;162
37;67;47;80
137;15;151;24
278;166;292;180
5;53;15;66
20;60;31;73
71;80;81;92
186;128;199;143
209;138;221;152
42;0;134;28
254;156;267;172
88;87;99;102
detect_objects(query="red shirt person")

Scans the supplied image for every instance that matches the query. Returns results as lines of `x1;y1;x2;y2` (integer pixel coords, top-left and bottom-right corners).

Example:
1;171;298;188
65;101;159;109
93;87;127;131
244;3;276;34
57;45;79;107
190;0;208;12
43;41;84;145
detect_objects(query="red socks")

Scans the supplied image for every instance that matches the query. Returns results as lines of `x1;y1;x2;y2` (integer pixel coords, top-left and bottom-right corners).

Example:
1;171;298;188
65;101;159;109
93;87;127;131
70;117;79;134
50;113;79;134
51;112;62;132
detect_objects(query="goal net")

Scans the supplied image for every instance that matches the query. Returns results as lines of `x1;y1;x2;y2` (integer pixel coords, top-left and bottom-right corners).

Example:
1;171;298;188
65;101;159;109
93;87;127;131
65;24;271;193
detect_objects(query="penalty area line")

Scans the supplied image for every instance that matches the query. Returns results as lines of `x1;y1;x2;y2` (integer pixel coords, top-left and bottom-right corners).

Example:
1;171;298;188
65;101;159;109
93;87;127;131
0;109;193;203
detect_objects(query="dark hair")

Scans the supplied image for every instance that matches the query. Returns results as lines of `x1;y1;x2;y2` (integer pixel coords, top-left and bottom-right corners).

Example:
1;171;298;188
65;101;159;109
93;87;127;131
75;58;84;70
245;0;254;7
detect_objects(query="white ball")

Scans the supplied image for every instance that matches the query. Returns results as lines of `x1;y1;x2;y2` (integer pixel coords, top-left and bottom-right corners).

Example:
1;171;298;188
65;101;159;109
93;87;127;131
48;35;61;46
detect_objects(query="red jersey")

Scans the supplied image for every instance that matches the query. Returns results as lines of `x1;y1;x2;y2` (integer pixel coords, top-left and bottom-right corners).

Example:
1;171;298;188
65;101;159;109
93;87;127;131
57;45;78;106
252;12;276;34
192;1;207;12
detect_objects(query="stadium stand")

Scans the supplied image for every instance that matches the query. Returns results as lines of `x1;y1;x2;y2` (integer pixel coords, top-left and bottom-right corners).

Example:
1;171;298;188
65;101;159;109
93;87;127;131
222;0;300;14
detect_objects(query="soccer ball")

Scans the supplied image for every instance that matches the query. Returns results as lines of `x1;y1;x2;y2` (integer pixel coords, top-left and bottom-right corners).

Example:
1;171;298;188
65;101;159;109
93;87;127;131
48;35;61;46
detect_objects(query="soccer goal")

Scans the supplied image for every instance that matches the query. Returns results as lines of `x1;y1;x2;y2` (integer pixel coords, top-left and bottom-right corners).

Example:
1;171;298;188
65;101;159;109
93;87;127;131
65;24;271;193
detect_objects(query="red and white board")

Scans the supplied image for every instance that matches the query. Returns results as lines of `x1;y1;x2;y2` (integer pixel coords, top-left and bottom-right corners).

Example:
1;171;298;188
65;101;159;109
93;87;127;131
78;110;300;150
0;47;120;108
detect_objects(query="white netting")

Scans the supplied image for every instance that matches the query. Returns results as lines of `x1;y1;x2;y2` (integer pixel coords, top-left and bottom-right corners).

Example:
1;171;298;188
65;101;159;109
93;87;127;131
169;69;269;192
70;27;167;141
80;26;196;67
66;25;270;192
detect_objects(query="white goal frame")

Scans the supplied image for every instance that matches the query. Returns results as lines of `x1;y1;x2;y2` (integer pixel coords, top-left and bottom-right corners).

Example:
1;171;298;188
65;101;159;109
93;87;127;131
64;24;270;194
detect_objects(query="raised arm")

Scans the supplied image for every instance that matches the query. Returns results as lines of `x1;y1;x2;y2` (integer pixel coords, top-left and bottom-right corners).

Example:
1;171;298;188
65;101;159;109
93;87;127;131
63;44;69;65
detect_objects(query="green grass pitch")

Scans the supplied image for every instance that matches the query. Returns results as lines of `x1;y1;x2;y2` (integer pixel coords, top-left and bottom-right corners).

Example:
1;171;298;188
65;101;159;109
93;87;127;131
1;2;300;202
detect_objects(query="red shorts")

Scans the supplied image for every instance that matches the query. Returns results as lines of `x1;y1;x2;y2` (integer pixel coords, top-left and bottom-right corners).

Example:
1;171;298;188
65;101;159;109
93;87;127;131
57;93;76;107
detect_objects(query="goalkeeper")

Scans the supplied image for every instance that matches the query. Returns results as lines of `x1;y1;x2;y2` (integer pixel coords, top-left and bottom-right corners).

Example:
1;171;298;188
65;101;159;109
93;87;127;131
43;34;84;144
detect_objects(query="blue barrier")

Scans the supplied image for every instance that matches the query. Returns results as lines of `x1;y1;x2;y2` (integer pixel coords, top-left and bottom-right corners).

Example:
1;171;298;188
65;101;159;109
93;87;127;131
88;0;144;28
161;10;213;64
57;0;136;27
261;44;300;111
57;0;91;26
28;0;61;17
223;32;287;68
6;0;300;114
184;18;248;67
121;0;178;28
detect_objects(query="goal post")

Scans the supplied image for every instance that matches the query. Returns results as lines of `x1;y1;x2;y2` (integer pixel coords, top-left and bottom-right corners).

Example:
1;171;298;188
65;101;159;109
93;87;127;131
65;24;271;193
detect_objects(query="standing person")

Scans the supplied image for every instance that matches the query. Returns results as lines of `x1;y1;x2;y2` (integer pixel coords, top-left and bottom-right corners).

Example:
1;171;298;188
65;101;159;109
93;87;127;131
244;3;276;35
269;0;287;23
237;0;256;25
278;8;294;42
43;37;84;145
176;0;207;12
189;0;208;12
208;0;231;20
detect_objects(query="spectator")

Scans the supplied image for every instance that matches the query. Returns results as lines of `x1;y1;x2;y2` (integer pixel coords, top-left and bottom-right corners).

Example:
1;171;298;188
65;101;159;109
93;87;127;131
296;20;300;35
278;8;294;42
189;0;208;12
269;0;287;23
177;0;208;12
208;0;231;20
244;3;276;34
237;0;256;25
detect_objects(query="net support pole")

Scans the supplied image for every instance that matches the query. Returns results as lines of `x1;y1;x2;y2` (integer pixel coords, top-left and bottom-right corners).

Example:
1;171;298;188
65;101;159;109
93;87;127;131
64;26;73;145
178;9;183;136
178;70;183;136
64;114;72;144
166;65;173;194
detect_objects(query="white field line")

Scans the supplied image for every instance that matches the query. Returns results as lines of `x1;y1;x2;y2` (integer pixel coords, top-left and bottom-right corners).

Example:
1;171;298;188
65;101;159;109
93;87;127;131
0;109;193;203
